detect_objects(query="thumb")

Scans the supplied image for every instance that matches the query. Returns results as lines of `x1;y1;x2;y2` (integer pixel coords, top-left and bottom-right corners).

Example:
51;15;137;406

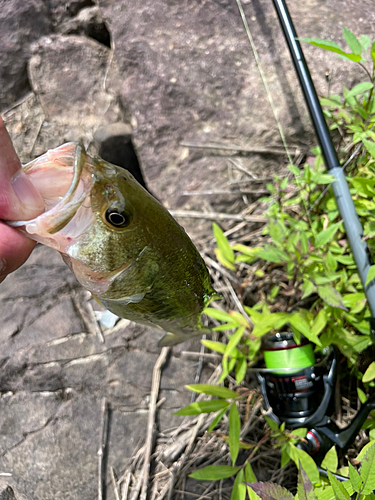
0;116;44;221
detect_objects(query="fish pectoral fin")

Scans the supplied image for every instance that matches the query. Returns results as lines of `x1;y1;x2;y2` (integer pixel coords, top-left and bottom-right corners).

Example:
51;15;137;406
102;246;159;299
158;326;212;347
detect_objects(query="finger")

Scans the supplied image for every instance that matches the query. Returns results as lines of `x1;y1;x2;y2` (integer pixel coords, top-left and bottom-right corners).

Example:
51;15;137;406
0;222;36;282
0;116;44;221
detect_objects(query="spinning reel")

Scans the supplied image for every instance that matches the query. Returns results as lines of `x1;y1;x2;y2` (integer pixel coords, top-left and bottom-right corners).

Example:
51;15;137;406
257;332;375;466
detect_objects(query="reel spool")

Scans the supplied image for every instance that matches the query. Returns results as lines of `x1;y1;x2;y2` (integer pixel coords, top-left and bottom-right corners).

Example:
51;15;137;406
257;332;336;429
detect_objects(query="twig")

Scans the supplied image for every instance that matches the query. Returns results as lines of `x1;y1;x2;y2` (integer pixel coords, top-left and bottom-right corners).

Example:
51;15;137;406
111;467;121;500
180;140;294;156
98;398;108;500
27;115;44;156
169;210;266;223
140;347;171;500
227;158;258;179
181;188;268;196
203;255;239;284
129;473;143;500
181;351;221;361
121;471;132;500
223;276;252;326
73;293;105;343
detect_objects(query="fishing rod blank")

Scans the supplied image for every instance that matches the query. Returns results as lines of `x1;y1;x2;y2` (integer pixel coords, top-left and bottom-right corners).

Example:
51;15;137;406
271;0;375;328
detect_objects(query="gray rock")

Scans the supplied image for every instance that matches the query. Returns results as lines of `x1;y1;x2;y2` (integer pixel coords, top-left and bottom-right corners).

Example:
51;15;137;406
46;0;94;26
0;245;209;499
59;6;111;47
97;0;375;205
28;35;111;123
0;0;51;111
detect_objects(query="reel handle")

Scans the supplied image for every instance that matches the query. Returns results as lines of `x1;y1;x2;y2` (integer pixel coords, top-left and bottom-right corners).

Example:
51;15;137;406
299;393;375;464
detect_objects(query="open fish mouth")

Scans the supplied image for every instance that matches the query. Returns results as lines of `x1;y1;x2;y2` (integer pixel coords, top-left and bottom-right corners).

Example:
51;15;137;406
7;143;94;253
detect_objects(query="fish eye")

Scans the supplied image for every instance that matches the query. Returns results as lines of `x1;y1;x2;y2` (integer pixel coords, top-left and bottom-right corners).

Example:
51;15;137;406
105;208;131;229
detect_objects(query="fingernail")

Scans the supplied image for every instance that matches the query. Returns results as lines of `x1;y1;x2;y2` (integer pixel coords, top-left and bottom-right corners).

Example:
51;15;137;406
12;170;44;216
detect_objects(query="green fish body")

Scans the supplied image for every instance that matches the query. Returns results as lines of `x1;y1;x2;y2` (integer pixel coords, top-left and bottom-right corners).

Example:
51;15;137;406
9;143;218;346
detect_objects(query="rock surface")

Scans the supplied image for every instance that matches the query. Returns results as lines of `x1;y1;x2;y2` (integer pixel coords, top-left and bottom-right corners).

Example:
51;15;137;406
0;0;51;110
97;0;375;203
0;245;207;500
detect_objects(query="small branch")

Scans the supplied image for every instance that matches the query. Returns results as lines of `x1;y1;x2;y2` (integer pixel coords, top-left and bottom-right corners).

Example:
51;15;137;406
121;472;132;500
180;140;294;156
111;467;121;500
98;398;109;500
73;293;105;343
140;347;171;500
169;210;267;223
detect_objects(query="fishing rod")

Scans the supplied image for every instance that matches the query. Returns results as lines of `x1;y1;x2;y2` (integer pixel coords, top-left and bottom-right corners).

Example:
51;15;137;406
245;0;375;468
271;0;375;337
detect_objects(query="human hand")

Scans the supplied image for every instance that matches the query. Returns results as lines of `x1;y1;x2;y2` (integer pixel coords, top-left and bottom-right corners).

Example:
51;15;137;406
0;116;44;283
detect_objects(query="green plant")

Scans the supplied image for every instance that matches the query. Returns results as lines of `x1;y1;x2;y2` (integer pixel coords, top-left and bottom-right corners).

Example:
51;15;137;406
247;441;375;500
176;26;375;496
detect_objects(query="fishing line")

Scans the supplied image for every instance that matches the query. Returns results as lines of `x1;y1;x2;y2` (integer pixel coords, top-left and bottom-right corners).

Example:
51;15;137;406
235;0;293;165
235;0;312;225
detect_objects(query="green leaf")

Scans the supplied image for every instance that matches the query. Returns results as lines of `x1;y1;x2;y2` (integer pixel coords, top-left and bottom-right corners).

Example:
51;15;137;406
358;440;375;461
326;251;338;272
364;139;375;159
174;400;230;416
229;403;241;466
185;384;238;399
359;35;371;52
289;164;301;175
299;38;361;62
235;355;247;383
343;26;362;55
213;223;234;264
245;462;257;483
290;312;322;346
247;485;262;500
360;440;375;494
315;222;342;247
328;471;351;500
297;462;318;500
348;463;362;493
281;447;290;468
345;82;374;100
264;415;279;431
248;482;294;500
363;362;375;383
204;308;236;323
321;446;338;473
316;483;354;500
231;470;246;500
269;221;286;244
317;285;347;310
207;407;228;433
289;445;319;484
201;339;227;354
189;465;241;480
215;247;236;270
256;247;288;264
371;41;375;64
225;327;245;358
311;309;328;337
302;280;315;299
366;265;375;286
357;387;368;404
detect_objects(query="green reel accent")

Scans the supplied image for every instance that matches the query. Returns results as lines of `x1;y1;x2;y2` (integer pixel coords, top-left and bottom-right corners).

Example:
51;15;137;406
263;342;315;375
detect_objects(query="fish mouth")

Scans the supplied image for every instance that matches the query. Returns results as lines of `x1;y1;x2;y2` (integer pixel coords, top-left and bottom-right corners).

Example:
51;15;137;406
7;142;94;253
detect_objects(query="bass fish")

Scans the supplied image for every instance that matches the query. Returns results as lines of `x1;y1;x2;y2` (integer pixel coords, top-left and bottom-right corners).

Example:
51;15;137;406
8;142;219;346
